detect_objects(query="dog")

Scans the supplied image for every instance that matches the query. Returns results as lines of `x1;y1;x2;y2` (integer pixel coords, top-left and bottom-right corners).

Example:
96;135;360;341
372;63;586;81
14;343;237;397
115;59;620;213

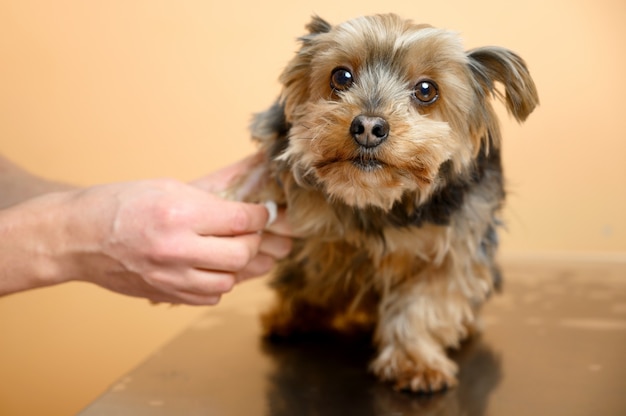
229;14;538;392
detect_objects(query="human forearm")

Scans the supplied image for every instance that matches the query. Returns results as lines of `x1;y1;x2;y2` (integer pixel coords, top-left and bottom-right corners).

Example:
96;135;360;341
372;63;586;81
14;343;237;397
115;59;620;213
0;152;293;302
0;191;75;295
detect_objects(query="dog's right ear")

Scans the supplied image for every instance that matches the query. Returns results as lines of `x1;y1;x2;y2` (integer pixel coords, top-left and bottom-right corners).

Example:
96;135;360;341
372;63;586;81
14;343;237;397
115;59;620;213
304;15;332;37
280;16;332;119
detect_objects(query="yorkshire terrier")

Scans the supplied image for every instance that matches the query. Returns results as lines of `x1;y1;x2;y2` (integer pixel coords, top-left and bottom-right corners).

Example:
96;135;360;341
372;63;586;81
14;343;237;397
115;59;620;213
229;14;538;392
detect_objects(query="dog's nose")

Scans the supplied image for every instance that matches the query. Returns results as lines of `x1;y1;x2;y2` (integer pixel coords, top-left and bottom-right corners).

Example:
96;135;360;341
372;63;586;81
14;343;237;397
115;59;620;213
350;115;389;148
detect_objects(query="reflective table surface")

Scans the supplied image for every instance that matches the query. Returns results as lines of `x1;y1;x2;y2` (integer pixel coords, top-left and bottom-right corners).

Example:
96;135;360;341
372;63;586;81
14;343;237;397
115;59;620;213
79;260;626;415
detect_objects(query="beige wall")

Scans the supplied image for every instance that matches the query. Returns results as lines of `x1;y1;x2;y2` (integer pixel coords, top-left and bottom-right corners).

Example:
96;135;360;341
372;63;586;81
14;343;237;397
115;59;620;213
1;1;624;415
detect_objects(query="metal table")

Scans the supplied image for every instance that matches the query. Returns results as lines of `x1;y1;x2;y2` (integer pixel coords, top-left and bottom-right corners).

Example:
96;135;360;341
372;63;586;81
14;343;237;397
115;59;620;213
79;260;626;415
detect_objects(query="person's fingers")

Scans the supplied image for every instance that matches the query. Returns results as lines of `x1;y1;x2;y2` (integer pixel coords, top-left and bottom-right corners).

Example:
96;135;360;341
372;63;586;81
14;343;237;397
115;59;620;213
164;269;237;294
174;272;235;305
144;268;235;304
195;198;269;236
169;291;223;306
235;253;276;282
180;233;262;272
176;228;290;276
258;232;293;260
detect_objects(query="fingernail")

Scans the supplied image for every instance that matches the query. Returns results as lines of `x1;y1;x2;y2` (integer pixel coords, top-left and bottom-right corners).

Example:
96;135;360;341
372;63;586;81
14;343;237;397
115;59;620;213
264;200;278;227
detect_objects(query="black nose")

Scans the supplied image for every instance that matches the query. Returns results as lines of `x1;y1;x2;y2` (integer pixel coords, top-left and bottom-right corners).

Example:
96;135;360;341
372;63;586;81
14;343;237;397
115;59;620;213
350;115;389;148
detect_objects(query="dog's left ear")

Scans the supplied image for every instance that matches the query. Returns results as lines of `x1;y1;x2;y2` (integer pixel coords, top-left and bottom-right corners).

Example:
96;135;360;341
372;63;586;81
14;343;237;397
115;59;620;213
468;47;539;122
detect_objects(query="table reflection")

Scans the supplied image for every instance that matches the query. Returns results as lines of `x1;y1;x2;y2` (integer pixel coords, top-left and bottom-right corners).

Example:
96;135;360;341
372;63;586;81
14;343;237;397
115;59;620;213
261;332;501;416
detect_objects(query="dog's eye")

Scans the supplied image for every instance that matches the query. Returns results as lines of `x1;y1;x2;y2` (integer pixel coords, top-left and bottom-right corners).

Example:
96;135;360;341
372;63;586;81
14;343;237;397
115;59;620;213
413;80;439;105
331;67;354;92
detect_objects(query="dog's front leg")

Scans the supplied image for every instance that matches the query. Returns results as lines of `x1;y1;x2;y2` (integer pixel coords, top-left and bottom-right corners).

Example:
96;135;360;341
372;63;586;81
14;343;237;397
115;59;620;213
370;270;479;392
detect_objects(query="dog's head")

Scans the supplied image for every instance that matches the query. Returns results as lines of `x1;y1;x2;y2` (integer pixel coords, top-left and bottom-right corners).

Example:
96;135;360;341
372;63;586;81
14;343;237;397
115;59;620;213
268;14;538;210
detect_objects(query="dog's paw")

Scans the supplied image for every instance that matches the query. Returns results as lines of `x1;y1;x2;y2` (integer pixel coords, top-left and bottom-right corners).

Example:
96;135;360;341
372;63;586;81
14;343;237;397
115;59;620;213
370;345;458;393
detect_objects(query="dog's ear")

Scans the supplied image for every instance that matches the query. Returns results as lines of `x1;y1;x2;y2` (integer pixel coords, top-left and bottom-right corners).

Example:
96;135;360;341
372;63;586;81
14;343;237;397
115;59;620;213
468;47;539;122
280;16;332;119
304;15;332;37
297;15;332;47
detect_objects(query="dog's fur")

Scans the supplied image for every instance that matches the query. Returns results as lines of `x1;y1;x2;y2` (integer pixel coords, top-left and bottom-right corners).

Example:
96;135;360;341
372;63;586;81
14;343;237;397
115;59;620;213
231;14;538;392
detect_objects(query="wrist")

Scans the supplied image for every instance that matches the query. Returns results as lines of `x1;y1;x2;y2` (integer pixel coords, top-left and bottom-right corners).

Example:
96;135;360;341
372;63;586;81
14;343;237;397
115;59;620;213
0;190;80;295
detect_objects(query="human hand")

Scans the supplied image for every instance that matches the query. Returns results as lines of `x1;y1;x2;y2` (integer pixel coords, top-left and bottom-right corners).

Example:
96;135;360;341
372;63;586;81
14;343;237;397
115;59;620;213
0;153;295;302
57;178;292;305
0;151;294;303
189;151;296;276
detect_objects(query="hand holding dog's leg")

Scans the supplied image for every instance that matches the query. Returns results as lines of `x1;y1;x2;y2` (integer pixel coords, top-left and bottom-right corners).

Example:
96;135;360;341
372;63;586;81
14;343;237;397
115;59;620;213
0;178;292;304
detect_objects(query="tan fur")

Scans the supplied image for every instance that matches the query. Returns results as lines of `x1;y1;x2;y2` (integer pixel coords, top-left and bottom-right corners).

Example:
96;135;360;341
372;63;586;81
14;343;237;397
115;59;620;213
230;14;538;392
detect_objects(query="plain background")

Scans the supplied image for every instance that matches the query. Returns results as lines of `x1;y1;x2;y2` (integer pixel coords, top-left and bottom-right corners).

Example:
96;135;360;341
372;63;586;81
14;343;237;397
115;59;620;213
1;0;624;414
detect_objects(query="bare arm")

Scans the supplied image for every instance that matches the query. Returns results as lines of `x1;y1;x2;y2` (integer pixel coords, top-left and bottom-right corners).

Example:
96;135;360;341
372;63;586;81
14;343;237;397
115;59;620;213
0;154;292;303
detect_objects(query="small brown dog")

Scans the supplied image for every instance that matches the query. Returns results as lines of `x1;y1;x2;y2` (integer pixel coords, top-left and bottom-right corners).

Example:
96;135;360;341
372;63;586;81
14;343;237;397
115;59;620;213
231;14;538;392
